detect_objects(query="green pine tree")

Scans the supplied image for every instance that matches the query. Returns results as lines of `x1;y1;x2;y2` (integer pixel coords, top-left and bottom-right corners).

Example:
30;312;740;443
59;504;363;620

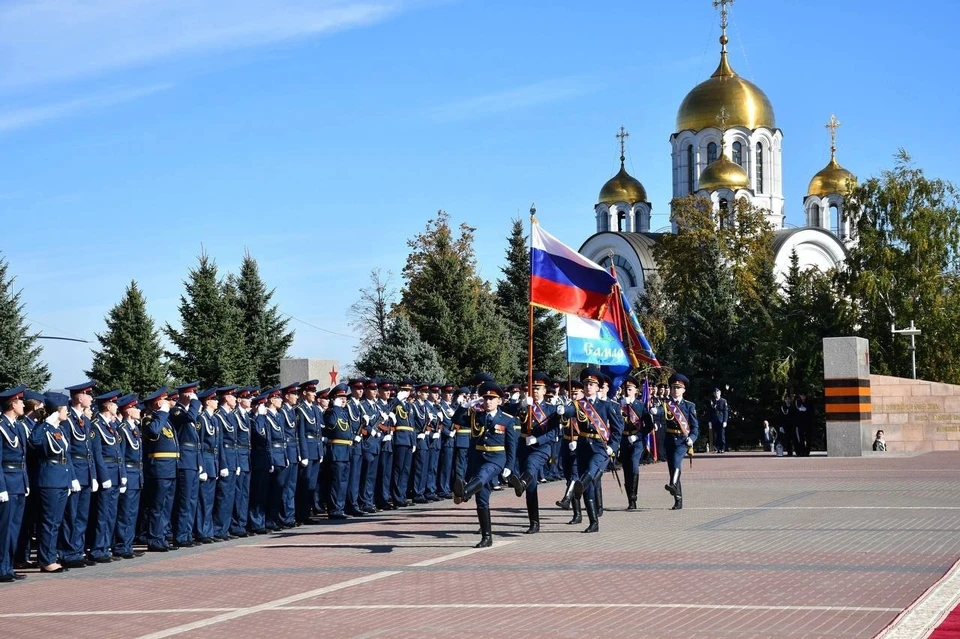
232;251;294;387
0;254;50;390
495;218;566;378
353;314;446;381
165;253;245;388
87;280;168;395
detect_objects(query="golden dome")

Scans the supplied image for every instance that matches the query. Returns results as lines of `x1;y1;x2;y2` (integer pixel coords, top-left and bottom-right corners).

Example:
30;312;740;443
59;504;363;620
807;156;857;197
599;162;647;204
676;51;776;132
697;155;750;192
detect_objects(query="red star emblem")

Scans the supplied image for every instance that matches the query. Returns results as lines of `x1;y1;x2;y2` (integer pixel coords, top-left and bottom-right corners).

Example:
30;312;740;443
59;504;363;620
329;365;339;385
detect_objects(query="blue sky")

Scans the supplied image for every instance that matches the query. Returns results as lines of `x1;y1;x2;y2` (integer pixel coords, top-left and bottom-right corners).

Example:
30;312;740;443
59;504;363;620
1;0;957;389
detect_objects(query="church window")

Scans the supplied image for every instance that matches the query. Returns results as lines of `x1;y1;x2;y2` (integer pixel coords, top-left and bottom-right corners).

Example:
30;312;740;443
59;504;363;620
732;141;742;166
600;255;638;288
811;204;821;227
617;210;626;233
719;198;729;229
707;142;718;164
686;144;695;193
599;211;609;232
756;143;764;193
831;204;843;238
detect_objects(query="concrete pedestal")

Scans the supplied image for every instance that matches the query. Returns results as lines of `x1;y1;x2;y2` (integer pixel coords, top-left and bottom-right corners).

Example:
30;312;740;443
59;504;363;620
822;337;872;457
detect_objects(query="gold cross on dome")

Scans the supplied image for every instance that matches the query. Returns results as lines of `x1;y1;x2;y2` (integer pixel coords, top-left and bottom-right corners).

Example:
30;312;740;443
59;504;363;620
825;114;841;158
616;126;630;163
713;0;734;32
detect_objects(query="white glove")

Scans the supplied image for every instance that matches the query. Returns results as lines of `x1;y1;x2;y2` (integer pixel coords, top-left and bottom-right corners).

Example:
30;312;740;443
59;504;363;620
199;471;209;482
556;405;565;416
354;435;362;443
384;434;392;442
412;445;417;453
91;479;99;493
334;397;347;408
380;411;389;421
257;405;266;416
0;491;8;503
71;479;81;493
526;435;537;446
220;468;229;478
523;397;533;407
432;432;440;439
501;468;511;479
119;486;127;494
605;446;614;456
685;437;693;447
628;435;638;444
25;487;30;497
121;476;128;486
188;392;198;401
388;413;397;424
467;398;482;409
300;458;308;467
362;414;370;425
396;391;409;401
417;433;426;440
568;441;577;451
236;467;241;475
102;479;113;490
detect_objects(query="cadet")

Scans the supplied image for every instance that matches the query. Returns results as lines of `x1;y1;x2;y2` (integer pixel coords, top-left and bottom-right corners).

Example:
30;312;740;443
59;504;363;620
568;368;623;533
232;387;255;537
323;384;353;519
295;380;323;524
0;386;30;581
375;382;395;510
663;373;699;510
358;380;383;513
141;388;177;552
170;382;202;548
194;388;220;543
388;380;417;508
451;381;518;548
344;380;367;516
508;372;560;534
410;383;432;504
619;377;653;511
247;390;274;535
278;383;301;526
114;394;144;559
435;383;457;499
263;387;289;531
708;387;729;454
89;389;126;562
451;387;473;489
213;386;240;540
14;390;44;571
29;392;72;572
555;380;585;525
60;381;96;568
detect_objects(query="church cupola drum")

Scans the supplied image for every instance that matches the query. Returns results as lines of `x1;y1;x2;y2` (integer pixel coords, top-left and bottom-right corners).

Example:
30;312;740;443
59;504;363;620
596;126;652;234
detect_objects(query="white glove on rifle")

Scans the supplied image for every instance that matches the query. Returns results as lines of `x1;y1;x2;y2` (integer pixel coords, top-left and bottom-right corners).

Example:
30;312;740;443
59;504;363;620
556;405;565;416
220;468;229;478
354;435;362;443
523;397;533;407
605;446;614;457
91;479;99;493
525;435;537;446
432;432;440;439
417;433;426;440
568;441;577;452
384;434;392;442
119;486;127;494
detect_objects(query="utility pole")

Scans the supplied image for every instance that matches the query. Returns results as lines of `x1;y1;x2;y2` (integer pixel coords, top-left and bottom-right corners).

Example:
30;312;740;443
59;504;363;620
891;321;922;380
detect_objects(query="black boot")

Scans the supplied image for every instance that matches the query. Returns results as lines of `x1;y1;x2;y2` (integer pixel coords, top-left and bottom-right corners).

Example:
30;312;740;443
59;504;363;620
524;498;540;535
462;478;484;503
583;495;599;533
572;473;593;501
626;474;639;511
452;477;465;504
509;472;532;498
595;475;604;517
568;498;582;524
556;479;577;509
475;508;492;548
671;479;683;510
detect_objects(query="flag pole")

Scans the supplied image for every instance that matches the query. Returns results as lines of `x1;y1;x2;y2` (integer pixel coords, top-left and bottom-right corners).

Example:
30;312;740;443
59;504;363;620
527;205;536;431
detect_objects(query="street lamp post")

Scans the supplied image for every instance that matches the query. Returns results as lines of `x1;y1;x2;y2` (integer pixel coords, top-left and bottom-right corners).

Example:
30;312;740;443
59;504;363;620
891;321;922;380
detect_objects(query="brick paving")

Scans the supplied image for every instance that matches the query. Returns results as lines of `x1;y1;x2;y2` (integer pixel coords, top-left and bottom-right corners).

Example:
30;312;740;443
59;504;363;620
2;451;959;638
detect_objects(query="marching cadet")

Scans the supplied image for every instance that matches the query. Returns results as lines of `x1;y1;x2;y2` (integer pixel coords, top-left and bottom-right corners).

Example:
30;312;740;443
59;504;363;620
358;380;383;513
451;381;518;548
663;373;699;510
388;380;418;508
89;389;126;563
619;378;653;511
0;385;30;581
546;380;564;482
343;380;367;516
375;382;395;510
295;380;323;524
278;383;300;527
29;392;72;572
247;389;275;535
323;384;354;520
264;387;289;531
567;368;622;533
213;386;240;540
507;372;560;534
231;387;254;537
655;383;669;462
555;379;586;525
436;383;457;499
113;394;144;559
194;388;220;544
59;381;97;568
141;388;177;552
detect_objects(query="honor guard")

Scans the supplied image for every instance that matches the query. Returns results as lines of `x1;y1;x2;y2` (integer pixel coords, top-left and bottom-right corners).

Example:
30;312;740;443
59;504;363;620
59;381;96;568
0;386;29;581
314;387;332;514
435;383;457;500
451;386;473;489
323;384;354;519
213;386;240;540
140;387;177;552
375;382;395;510
619;378;653;511
343;380;367;516
232;387;255;536
388;380;417;508
169;382;202;547
663;374;699;510
89;389;126;562
114;394;144;559
29;392;73;572
194;388;220;543
507;372;561;535
14;390;43;572
451;381;518;548
276;383;300;527
555;379;585;525
248;389;277;534
358;380;383;513
410;383;432;504
263;386;289;531
295;380;324;524
423;384;443;502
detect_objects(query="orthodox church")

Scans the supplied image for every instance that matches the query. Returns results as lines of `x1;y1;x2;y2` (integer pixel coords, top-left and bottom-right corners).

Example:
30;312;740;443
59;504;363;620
579;2;857;297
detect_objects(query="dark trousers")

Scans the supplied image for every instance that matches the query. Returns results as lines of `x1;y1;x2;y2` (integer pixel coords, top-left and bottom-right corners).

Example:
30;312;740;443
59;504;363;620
296;460;321;521
214;471;236;537
281;457;298;524
391;446;413;504
454;447;469;483
437;444;454;495
0;494;25;577
575;440;608;501
713;423;726;452
329;461;350;516
376;448;393;507
426;443;440;497
620;438;644;490
38;487;68;565
520;446;551;510
248;470;269;531
115;487;140;554
466;456;503;510
172;469;199;543
267;465;290;527
346;448;363;510
15;486;38;564
359;453;378;510
91;486;119;559
59;485;91;561
232;469;251;534
195;476;216;539
144;477;174;550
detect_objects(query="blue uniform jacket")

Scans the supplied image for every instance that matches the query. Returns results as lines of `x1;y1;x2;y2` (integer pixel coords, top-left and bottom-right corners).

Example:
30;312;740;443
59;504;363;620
572;397;624;453
359;398;383;456
323;404;354;462
296;402;323;461
262;410;287;468
376;399;393;453
28;416;75;489
387;398;418;448
280;404;300;463
622;399;653;436
217;408;240;474
452;405;472;449
198;410;219;476
250;410;272;472
237;409;252;472
457;408;518;472
438;400;455;448
664;398;700;445
170;400;202;471
518;400;560;447
64;407;95;486
118;419;143;490
0;414;29;495
142;408;177;479
91;415;126;486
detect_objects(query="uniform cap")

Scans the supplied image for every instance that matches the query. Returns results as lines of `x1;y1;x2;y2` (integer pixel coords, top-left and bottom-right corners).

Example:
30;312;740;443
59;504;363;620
217;385;239;396
0;385;27;402
143;387;168;403
65;381;95;394
197;387;219;400
176;381;200;394
117;393;139;410
94;389;122;404
300;380;319;392
43;392;70;411
330;383;349;398
478;381;504;399
579;368;602;385
669;373;690;388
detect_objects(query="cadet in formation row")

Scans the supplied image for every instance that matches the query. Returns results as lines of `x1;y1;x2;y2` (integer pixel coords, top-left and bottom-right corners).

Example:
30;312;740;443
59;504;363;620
0;369;699;577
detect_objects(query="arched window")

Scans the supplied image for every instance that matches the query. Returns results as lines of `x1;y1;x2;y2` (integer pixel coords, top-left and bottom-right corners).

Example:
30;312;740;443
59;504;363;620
831;204;841;238
598;211;609;232
811;203;821;227
617;209;626;233
732;141;742;166
718;198;729;229
686;144;695;193
756;143;764;194
707;142;718;165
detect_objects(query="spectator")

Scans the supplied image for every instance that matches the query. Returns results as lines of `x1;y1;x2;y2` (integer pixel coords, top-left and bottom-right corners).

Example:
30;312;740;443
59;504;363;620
761;420;775;453
873;430;886;452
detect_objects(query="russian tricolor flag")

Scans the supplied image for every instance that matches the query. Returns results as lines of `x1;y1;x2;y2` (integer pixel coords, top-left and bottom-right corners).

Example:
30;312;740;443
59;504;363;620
530;223;616;319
